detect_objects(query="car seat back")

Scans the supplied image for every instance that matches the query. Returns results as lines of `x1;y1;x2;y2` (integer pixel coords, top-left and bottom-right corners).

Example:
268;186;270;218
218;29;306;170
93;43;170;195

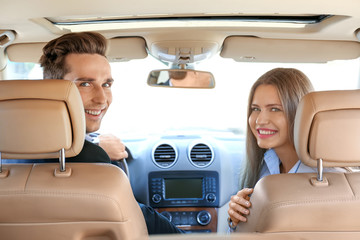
236;89;360;233
0;80;148;240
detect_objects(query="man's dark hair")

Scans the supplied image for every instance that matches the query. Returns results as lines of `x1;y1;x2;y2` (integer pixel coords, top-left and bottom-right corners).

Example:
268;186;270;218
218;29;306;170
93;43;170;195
40;32;107;79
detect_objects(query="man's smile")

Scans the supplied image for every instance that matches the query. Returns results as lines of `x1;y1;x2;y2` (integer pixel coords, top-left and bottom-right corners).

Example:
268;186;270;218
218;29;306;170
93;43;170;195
85;107;106;119
85;109;103;116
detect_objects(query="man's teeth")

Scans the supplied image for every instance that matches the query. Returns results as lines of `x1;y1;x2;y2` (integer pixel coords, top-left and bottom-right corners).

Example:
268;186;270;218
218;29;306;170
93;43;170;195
259;129;276;135
85;110;101;116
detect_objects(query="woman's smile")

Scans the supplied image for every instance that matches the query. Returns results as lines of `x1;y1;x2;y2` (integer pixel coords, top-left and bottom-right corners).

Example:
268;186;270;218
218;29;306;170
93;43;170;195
256;128;278;139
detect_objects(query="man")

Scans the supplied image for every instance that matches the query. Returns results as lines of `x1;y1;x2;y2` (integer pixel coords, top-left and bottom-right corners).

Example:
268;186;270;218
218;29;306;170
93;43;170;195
39;31;127;161
39;31;183;234
158;70;213;87
169;70;212;87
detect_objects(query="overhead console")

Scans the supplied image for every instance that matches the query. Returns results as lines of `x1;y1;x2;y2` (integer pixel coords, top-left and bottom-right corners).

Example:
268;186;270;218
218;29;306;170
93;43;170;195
149;40;219;65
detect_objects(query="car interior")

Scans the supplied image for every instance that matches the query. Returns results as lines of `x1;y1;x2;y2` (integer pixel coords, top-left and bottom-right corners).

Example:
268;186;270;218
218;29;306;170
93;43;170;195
1;0;360;239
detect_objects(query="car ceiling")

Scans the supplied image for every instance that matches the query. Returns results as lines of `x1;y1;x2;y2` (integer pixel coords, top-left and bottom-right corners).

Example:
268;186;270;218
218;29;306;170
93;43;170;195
1;0;360;67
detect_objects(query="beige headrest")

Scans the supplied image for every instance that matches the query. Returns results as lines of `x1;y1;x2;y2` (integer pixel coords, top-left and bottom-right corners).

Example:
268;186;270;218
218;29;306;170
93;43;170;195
0;80;85;159
294;90;360;167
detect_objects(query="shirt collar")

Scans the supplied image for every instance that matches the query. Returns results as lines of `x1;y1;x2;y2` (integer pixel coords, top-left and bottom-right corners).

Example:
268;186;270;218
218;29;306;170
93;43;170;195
288;160;301;173
85;132;99;143
263;148;302;174
85;134;93;142
263;148;281;175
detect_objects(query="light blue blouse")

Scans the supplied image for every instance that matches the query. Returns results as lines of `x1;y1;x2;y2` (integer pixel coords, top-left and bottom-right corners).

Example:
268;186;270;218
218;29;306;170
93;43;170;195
259;148;345;180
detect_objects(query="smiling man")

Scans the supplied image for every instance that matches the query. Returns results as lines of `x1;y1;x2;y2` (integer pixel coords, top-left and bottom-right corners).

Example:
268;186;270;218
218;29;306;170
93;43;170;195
40;34;112;132
63;53;113;133
39;31;183;235
40;32;127;160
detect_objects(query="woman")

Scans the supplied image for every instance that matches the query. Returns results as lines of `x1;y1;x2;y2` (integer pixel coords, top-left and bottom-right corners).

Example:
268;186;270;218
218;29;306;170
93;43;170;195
227;68;315;230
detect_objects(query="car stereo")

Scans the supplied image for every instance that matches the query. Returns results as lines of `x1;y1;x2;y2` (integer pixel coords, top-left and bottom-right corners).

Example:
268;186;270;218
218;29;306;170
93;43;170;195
148;171;219;207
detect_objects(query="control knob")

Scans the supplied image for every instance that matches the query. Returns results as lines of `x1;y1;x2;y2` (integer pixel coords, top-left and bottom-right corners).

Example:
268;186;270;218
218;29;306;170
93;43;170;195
206;193;216;203
152;194;162;204
196;210;211;226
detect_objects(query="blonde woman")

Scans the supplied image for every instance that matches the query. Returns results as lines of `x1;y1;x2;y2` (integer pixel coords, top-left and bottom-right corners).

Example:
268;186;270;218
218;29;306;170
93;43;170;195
227;68;343;231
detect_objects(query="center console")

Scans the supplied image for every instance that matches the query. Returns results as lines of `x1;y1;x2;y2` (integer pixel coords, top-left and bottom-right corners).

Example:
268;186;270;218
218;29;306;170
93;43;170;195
148;171;219;232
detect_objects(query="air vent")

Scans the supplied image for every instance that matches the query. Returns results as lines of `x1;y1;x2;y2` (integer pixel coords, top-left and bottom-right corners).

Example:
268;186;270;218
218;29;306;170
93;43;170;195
152;143;177;168
189;143;214;168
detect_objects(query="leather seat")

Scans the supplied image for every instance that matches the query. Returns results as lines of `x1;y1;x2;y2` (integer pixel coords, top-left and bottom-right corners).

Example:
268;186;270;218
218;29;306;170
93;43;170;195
0;80;148;240
236;89;360;233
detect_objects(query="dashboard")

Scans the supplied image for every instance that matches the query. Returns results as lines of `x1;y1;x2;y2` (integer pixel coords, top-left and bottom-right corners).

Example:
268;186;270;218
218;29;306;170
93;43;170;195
124;131;245;233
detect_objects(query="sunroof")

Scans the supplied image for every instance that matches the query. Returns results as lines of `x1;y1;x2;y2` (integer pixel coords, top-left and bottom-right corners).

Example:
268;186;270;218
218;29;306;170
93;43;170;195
41;15;332;33
47;14;331;25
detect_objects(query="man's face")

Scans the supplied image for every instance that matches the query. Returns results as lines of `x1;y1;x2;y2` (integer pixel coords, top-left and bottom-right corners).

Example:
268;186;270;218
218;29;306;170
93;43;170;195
63;53;113;133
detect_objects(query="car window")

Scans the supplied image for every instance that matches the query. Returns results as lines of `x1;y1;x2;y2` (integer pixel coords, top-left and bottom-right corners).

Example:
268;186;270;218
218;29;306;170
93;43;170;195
5;56;360;138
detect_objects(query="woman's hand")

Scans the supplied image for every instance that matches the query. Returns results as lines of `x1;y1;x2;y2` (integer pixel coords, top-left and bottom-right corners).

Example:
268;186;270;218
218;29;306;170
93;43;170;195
228;188;254;226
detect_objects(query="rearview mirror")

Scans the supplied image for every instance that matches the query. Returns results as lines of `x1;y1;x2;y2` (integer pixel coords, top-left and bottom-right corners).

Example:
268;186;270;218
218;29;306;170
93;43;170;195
147;69;215;88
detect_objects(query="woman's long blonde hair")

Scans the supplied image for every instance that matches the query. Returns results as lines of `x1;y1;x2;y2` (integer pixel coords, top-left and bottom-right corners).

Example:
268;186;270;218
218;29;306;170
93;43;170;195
239;68;314;189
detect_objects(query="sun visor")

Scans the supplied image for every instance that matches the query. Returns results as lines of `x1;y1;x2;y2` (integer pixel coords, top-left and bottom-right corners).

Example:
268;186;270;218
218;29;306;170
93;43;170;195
220;36;360;63
6;43;45;63
6;37;147;63
107;37;147;61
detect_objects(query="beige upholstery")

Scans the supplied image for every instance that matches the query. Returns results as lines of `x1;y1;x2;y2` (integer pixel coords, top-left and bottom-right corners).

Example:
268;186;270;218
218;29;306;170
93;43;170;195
236;89;360;233
0;79;85;159
6;37;148;63
220;36;360;63
0;80;148;240
294;89;360;167
149;232;360;240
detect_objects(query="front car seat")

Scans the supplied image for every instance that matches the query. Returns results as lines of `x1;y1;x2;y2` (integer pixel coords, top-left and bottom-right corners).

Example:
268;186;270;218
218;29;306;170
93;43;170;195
0;80;148;240
236;89;360;233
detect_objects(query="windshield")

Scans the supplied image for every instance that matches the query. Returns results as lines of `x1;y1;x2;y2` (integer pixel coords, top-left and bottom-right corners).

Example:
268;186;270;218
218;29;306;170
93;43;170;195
5;55;360;137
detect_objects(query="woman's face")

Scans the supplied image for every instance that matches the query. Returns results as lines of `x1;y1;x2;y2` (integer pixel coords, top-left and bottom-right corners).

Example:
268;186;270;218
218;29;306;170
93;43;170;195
248;84;291;150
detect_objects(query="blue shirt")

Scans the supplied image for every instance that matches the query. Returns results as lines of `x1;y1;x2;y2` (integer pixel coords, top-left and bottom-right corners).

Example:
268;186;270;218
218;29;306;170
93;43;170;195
259;148;345;180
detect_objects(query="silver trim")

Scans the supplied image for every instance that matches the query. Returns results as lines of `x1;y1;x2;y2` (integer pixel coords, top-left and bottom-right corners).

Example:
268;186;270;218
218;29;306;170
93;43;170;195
317;158;323;181
59;148;65;172
188;142;214;168
151;142;178;168
196;210;212;226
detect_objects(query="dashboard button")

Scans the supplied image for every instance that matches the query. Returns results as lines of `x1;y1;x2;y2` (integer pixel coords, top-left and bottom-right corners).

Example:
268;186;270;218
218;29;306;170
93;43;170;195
206;193;216;203
197;210;211;226
152;194;162;203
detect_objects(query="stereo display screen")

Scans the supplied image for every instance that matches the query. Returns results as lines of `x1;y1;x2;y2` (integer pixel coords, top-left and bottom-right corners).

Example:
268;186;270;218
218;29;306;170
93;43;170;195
164;178;203;199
